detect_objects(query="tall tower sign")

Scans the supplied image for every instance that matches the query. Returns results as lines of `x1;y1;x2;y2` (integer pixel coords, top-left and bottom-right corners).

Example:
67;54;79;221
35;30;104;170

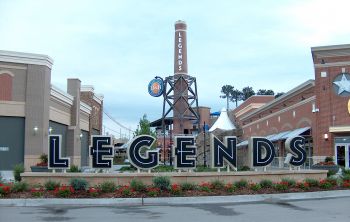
174;21;188;75
173;20;192;134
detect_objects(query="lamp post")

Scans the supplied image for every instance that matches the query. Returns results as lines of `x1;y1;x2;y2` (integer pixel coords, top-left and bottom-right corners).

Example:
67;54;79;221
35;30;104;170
203;121;207;167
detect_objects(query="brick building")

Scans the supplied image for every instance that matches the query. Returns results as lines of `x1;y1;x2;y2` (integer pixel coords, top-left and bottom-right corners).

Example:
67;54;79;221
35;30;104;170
0;50;103;171
234;44;350;169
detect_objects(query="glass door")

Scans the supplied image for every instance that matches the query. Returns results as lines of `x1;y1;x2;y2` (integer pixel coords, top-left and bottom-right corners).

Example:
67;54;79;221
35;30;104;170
335;143;350;169
336;145;345;167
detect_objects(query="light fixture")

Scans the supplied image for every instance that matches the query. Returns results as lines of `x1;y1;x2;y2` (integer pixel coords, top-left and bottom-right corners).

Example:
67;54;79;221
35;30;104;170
324;133;329;140
49;127;53;134
80;133;83;138
33;126;39;135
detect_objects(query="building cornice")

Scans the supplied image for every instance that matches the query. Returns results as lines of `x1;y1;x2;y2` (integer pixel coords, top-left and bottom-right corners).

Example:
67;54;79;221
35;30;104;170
311;44;350;52
235;103;266;118
242;96;316;128
93;94;103;104
50;85;74;106
81;85;94;92
80;101;92;114
240;80;315;121
329;126;350;133
0;50;53;69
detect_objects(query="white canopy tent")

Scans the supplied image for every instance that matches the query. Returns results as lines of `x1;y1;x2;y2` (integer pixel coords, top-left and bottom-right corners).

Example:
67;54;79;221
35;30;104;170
209;108;236;132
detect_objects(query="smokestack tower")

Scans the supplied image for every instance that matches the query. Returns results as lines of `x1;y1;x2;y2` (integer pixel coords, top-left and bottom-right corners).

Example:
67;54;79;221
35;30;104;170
173;20;192;135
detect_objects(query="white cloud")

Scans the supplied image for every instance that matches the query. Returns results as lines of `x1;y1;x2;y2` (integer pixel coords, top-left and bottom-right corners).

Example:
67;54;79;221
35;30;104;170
0;0;349;137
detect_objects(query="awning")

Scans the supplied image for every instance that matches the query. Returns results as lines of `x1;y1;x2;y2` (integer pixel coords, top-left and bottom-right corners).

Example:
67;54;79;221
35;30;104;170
280;127;310;140
269;130;291;142
237;140;248;147
236;127;310;147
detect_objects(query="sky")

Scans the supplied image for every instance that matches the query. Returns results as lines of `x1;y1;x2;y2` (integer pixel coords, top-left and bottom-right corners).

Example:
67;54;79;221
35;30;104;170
1;0;350;138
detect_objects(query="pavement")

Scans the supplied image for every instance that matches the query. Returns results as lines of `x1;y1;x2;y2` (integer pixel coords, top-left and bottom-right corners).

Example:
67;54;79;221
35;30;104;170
1;190;350;207
0;171;13;182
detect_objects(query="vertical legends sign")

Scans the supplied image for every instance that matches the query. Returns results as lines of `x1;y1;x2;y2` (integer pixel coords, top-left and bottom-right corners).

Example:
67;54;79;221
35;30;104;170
174;21;188;74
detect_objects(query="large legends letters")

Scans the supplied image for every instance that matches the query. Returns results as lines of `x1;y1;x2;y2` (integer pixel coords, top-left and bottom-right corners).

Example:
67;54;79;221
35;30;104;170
48;134;307;170
89;136;114;168
127;135;159;169
48;135;70;169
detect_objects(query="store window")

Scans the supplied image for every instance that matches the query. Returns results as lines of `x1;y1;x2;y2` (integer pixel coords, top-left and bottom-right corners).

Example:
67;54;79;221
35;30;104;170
0;71;13;101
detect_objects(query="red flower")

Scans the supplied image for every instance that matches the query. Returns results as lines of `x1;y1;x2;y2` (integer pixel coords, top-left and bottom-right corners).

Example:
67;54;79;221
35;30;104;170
171;184;180;190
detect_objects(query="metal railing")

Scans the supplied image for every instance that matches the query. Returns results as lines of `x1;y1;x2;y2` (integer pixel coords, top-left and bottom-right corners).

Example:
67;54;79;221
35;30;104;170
268;157;314;170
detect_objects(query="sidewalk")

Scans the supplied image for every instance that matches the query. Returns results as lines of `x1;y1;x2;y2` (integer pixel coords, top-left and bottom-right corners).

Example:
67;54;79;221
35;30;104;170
1;190;350;207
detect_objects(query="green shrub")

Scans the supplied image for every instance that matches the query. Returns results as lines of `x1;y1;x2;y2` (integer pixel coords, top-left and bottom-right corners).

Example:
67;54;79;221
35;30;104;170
274;182;288;191
180;182;197;191
211;180;225;190
13;164;25;182
281;178;296;187
250;183;262;191
152;176;171;191
326;177;338;186
11;182;29;192
297;182;310;190
39;153;48;164
327;170;337;177
31;186;45;198
68;165;80;173
44;180;60;191
152;165;174;172
130;179;146;192
304;178;319;187
224;183;236;193
259;179;273;188
234;180;248;188
55;186;74;198
194;165;216;172
325;156;334;162
238;166;251;171
319;180;333;189
69;178;88;191
343;169;350;175
119;166;136;172
120;186;132;197
342;174;350;181
198;182;212;192
146;187;160;197
100;181;117;193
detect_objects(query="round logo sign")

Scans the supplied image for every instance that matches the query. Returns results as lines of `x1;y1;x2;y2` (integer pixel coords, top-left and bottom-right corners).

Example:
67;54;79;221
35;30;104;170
148;78;164;97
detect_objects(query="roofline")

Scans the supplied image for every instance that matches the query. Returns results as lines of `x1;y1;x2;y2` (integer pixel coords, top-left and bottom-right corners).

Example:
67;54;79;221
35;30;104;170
0;50;53;69
240;79;315;121
233;95;275;112
311;44;350;52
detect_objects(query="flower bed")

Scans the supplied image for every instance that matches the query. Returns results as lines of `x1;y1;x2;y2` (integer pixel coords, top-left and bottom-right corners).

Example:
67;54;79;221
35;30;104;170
1;176;350;199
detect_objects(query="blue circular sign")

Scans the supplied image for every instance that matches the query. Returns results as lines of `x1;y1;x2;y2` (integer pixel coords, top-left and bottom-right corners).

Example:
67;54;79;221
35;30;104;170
148;78;164;97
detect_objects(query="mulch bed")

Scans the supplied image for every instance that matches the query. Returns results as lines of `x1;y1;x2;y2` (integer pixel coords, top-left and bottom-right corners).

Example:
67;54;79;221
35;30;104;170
2;186;348;199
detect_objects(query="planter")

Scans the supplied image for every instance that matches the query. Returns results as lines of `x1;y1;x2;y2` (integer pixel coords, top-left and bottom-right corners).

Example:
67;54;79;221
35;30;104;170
30;166;52;172
311;164;340;172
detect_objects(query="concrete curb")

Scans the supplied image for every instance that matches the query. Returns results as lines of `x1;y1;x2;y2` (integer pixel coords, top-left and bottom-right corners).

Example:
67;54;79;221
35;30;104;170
1;190;350;207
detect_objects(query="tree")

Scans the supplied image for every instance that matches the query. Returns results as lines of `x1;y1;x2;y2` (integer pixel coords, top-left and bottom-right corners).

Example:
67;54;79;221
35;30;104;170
257;89;274;95
275;92;284;98
242;86;255;101
230;89;243;107
134;114;156;138
220;85;234;110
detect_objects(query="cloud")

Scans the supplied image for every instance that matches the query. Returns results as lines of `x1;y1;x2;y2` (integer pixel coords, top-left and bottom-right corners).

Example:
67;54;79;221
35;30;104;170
1;0;349;137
